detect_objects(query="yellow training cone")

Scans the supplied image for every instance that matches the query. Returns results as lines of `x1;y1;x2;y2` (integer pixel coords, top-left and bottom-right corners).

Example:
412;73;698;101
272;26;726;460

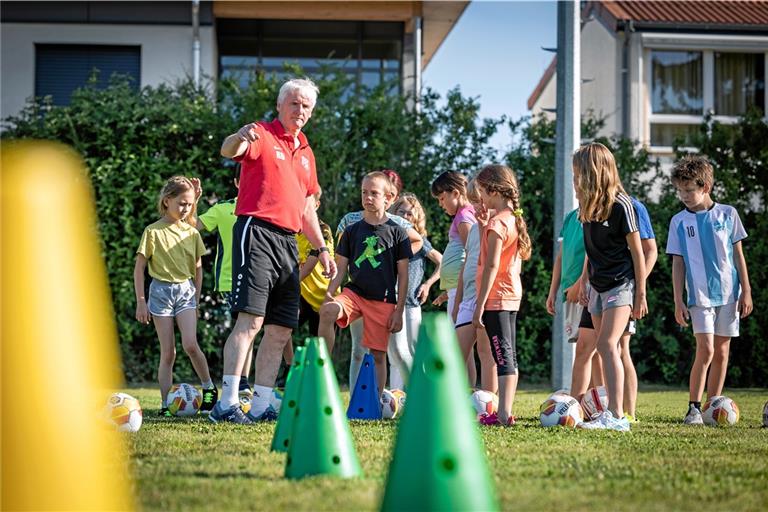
1;141;134;510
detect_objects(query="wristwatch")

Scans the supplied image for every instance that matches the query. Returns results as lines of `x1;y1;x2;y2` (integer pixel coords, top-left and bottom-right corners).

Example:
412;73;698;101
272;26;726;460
318;246;330;253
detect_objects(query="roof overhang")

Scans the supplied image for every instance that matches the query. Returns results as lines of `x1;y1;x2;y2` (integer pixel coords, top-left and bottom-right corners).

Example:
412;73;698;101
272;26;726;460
212;1;468;69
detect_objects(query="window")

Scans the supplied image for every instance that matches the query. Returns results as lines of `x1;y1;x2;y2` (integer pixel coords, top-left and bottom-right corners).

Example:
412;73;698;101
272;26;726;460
649;49;766;148
217;19;402;93
35;44;140;105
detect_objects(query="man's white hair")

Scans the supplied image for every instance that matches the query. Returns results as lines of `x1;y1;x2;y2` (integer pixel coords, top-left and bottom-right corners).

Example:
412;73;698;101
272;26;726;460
277;78;320;107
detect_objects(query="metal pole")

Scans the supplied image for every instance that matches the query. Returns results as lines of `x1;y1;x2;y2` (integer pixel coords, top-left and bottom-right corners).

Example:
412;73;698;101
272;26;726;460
552;0;580;391
414;16;423;112
192;0;201;87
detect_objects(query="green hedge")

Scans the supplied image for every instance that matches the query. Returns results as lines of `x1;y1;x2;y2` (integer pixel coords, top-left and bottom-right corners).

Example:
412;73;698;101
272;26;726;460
3;73;765;387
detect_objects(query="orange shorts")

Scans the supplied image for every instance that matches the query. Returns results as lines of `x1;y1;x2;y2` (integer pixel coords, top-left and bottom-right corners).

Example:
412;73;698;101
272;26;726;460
333;288;395;352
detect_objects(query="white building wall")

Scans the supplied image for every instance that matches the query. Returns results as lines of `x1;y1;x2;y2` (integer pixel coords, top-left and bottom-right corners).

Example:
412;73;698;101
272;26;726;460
580;18;621;137
530;74;556;121
1;23;216;119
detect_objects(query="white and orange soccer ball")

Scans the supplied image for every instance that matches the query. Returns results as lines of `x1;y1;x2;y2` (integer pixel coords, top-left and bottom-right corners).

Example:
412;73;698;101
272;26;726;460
105;392;143;432
381;389;400;419
167;383;202;417
581;386;609;420
470;389;499;416
540;394;584;427
702;396;740;426
391;389;407;412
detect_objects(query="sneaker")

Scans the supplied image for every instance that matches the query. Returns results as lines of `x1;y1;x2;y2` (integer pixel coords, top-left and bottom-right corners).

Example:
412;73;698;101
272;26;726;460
683;405;704;425
208;402;253;424
200;387;218;413
578;411;631;432
625;413;638;423
246;405;278;422
157;407;173;418
478;412;516;426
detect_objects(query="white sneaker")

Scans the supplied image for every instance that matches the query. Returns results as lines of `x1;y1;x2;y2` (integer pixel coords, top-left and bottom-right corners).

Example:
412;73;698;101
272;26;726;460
683;405;704;425
578;411;631;432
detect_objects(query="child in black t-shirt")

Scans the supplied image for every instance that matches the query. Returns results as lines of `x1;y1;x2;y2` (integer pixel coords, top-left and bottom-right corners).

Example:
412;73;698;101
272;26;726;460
319;171;412;393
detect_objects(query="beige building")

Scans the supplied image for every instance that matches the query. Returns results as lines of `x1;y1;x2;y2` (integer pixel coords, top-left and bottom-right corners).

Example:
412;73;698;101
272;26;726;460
1;1;466;119
528;1;768;154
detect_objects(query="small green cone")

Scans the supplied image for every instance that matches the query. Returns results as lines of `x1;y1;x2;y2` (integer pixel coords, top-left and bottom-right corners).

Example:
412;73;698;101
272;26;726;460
285;337;362;479
271;346;307;453
381;313;499;511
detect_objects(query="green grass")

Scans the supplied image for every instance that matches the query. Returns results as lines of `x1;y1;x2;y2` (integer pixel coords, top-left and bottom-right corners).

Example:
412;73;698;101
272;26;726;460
126;386;768;511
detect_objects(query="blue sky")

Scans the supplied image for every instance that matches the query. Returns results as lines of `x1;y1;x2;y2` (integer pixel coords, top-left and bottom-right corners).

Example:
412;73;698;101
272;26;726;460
423;0;557;151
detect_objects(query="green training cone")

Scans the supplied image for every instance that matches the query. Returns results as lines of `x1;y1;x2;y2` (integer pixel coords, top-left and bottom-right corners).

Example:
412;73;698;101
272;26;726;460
271;346;307;453
285;337;362;479
381;313;499;511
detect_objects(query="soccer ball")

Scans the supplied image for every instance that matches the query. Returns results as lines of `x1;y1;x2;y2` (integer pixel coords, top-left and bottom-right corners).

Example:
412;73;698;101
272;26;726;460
270;388;283;414
702;396;739;426
581;386;608;419
391;389;407;412
105;392;142;432
540;394;584;427
763;401;768;428
470;389;499;416
239;388;253;414
167;383;202;416
381;389;400;419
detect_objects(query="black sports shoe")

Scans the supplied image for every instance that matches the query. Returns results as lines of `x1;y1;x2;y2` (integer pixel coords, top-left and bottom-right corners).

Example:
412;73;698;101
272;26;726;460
201;387;218;413
208;403;253;424
158;407;173;418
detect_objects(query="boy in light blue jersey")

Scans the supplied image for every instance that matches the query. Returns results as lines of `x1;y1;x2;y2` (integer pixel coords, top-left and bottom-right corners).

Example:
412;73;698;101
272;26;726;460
666;156;752;425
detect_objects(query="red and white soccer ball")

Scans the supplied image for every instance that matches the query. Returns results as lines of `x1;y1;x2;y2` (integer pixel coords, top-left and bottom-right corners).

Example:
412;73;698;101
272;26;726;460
105;392;143;432
702;396;740;426
470;389;499;416
381;389;400;419
167;383;202;417
540;394;584;427
581;386;609;420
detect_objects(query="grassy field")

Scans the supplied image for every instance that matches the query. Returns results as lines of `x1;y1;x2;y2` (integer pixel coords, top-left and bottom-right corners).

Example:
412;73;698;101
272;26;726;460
126;385;768;511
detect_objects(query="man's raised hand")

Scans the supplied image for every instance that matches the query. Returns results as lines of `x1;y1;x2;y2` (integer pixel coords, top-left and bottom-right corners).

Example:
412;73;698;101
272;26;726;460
237;123;260;143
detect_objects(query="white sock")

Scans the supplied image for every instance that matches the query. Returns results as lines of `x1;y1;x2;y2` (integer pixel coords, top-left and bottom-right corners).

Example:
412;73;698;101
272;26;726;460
220;375;239;409
201;379;214;389
249;385;272;417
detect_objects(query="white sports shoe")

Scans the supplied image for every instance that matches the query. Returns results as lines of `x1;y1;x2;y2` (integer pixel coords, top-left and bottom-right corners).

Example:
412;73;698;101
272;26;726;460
578;411;631;432
683;405;704;425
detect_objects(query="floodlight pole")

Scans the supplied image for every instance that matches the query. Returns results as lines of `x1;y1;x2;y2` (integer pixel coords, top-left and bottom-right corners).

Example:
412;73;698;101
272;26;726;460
552;0;580;391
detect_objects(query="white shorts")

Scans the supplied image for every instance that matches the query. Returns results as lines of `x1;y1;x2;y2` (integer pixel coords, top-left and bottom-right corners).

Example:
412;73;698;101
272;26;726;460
455;296;476;328
563;301;582;342
689;302;739;337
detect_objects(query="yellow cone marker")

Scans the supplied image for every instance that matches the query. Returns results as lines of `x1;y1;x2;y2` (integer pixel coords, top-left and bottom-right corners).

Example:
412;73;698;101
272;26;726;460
1;141;134;510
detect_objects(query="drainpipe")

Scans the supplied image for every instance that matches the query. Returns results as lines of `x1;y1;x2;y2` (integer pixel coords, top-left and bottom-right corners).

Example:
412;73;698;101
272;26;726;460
414;15;422;111
192;0;201;87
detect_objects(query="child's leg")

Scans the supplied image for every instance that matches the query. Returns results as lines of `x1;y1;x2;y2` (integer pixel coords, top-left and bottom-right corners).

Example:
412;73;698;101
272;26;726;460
592;306;631;418
475;327;498;393
387;313;411;388
404;306;421;358
456;323;476;382
466;347;478;388
706;335;731;399
348;319;366;390
318;301;344;354
175;309;212;385
570;327;597;401
370;349;387;396
590;353;605;388
152;315;176;407
620;333;638;417
689;332;715;402
483;310;519;423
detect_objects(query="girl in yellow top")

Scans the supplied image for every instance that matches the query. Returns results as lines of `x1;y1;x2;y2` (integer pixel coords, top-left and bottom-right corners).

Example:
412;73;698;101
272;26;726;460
134;176;217;416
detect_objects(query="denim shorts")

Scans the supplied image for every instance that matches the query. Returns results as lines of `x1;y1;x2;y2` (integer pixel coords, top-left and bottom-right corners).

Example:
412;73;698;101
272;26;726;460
148;279;196;317
588;280;634;316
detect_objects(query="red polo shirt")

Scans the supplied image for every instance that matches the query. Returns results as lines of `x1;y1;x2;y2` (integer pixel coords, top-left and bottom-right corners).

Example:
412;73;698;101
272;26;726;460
233;119;319;233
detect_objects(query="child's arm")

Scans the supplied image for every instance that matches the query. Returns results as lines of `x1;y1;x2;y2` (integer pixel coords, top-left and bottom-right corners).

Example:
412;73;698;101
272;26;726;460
626;231;647;320
134;254;151;324
388;258;409;333
641;238;658;278
406;227;423;255
324;255;349;303
473;231;502;328
302;196;337;280
418;249;442;304
457;222;472;246
578;256;590;306
300;255;318;282
671;255;689;327
546;245;563;316
733;241;753;318
194;257;203;306
453;262;465;323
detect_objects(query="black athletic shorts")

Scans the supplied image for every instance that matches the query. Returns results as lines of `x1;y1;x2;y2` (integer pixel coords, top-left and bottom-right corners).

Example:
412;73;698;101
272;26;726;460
231;216;300;328
579;305;594;330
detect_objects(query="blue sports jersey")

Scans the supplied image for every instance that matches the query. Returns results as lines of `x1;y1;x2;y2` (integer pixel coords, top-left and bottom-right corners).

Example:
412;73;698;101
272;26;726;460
666;203;747;307
632;197;655;240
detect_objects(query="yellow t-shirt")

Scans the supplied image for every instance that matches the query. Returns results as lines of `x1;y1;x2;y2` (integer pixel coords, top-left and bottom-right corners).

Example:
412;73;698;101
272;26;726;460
296;221;334;312
137;220;206;283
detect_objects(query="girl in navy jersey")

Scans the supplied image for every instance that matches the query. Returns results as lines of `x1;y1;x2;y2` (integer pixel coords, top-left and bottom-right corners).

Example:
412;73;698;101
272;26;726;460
573;143;647;432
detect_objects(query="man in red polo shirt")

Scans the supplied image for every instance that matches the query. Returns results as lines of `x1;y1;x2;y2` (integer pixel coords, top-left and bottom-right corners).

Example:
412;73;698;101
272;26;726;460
210;78;335;424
